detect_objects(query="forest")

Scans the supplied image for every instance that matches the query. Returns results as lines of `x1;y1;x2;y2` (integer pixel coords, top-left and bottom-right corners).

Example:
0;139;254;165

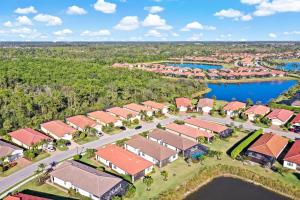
0;46;206;135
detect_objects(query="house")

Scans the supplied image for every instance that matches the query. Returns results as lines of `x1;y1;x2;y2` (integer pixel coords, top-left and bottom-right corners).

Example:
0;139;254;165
245;133;289;167
142;100;168;114
0;140;23;163
50;160;129;200
4;193;51;200
124;135;178;167
148;129;208;158
283;140;300;171
66;115;101;132
41;120;77;141
96;144;153;182
87;111;122;127
106;107;140;121
123;103;154;117
223;101;246;117
184;118;233;138
175;98;193;112
244;105;271;121
8;128;51;149
197;98;214;113
266;109;294;126
165;123;214;142
291;113;300;128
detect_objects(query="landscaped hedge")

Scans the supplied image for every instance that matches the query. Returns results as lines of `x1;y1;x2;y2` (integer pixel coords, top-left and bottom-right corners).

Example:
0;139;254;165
230;129;263;159
269;102;300;113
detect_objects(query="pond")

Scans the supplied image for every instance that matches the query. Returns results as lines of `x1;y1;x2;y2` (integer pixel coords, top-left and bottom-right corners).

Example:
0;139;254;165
165;63;223;70
205;80;297;104
276;62;300;71
185;177;290;200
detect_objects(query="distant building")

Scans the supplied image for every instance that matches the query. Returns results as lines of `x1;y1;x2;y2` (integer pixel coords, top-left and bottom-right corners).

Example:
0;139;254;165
87;111;122;127
50;160;129;200
123;103;154;117
266;109;294;126
106;107;140;121
283;140;300;171
175;98;193;112
41;120;77;140
0;140;23;163
197;98;214;113
142;101;168;114
291;113;300;129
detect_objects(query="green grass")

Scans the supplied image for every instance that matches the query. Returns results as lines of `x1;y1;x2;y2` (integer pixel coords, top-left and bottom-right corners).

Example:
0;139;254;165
74;135;99;145
0;164;23;177
103;128;122;135
32;153;51;163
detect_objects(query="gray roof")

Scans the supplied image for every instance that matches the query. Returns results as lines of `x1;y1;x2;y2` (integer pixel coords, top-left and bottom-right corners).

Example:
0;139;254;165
125;135;177;161
0;140;22;158
50;161;123;198
148;129;198;150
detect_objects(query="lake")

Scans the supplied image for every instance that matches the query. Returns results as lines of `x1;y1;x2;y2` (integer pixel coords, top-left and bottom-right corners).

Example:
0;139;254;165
185;177;290;200
205;80;297;104
165;63;223;70
276;62;300;71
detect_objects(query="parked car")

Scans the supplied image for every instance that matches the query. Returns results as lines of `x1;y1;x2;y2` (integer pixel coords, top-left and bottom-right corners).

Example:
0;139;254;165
135;125;142;130
120;126;126;131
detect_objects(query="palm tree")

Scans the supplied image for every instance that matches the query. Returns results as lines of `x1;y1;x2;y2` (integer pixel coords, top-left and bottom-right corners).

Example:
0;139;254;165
38;163;46;172
143;176;153;191
160;170;168;181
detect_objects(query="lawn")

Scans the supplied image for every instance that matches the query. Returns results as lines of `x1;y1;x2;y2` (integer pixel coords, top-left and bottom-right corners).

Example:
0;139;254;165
74;135;99;145
0;164;23;177
32;152;51;163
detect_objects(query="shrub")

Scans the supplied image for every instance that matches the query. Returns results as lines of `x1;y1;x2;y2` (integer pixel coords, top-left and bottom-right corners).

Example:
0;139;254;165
124;184;136;198
73;154;82;160
230;129;263;159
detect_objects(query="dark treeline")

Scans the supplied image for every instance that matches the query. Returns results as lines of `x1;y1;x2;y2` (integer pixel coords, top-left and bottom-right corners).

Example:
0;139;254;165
0;55;205;135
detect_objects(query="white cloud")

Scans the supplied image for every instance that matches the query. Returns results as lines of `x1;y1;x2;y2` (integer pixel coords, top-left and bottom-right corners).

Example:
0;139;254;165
94;0;116;14
114;16;139;31
3;21;13;27
171;32;179;37
16;16;33;26
269;33;277;38
67;5;87;15
144;6;164;14
215;9;253;21
14;6;37;14
204;25;217;31
181;21;203;31
53;29;73;36
254;0;300;16
187;33;203;41
283;31;300;35
241;14;253;21
143;14;166;27
34;14;62;26
145;29;162;37
81;29;111;37
220;34;232;38
241;0;265;5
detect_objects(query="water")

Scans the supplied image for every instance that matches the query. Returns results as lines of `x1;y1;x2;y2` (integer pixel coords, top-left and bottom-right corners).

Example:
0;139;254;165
276;62;300;71
165;63;223;70
185;177;290;200
205;80;297;104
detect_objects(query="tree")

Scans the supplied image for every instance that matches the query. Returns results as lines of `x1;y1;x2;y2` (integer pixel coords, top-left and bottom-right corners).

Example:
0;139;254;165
160;170;168;181
246;98;254;106
38;163;46;172
156;123;164;129
215;151;223;160
124;184;136;198
143;176;153;191
85;148;96;158
111;196;122;200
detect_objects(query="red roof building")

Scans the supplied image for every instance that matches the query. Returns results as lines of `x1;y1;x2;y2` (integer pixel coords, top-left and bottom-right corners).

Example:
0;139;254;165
40;120;77;140
244;105;271;121
9;128;50;149
283;140;300;170
266;109;294;126
175;98;192;112
291;113;300;127
142;101;166;110
223;101;246;112
4;193;50;200
87;111;120;126
66;115;97;131
96;144;153;181
106;107;138;120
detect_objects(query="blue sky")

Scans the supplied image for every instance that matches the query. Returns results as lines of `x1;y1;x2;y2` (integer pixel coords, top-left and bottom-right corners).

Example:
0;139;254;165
0;0;299;41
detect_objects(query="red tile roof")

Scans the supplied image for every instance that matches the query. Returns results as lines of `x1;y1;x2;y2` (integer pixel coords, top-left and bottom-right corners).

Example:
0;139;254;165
185;118;228;134
223;101;246;111
284;140;300;165
8;128;50;147
291;113;300;125
106;107;137;119
123;103;152;113
244;105;270;116
175;98;192;108
266;109;294;122
197;98;214;108
166;123;214;139
87;111;120;124
41;120;77;138
66;115;97;130
96;144;153;175
142;101;166;110
248;133;288;158
4;193;50;200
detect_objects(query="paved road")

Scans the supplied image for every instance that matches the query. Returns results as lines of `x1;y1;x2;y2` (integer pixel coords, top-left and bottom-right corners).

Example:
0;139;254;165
198;115;300;139
0;115;187;196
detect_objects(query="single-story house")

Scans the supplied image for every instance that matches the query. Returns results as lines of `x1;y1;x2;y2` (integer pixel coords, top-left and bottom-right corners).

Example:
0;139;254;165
8;128;51;149
223;101;246;117
283;140;300;171
124;135;178;167
106;107;140;121
123;103;154;117
197;98;214;113
142;100;168;114
41;120;77;141
165;123;214;142
184;118;233;138
291;113;300;128
87;111;123;127
50;160;129;200
148;129;208;158
96;144;153;182
66;115;101;132
4;193;51;200
0;140;23;163
244;105;271;121
245;133;289;167
266;109;294;126
175;97;193;112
